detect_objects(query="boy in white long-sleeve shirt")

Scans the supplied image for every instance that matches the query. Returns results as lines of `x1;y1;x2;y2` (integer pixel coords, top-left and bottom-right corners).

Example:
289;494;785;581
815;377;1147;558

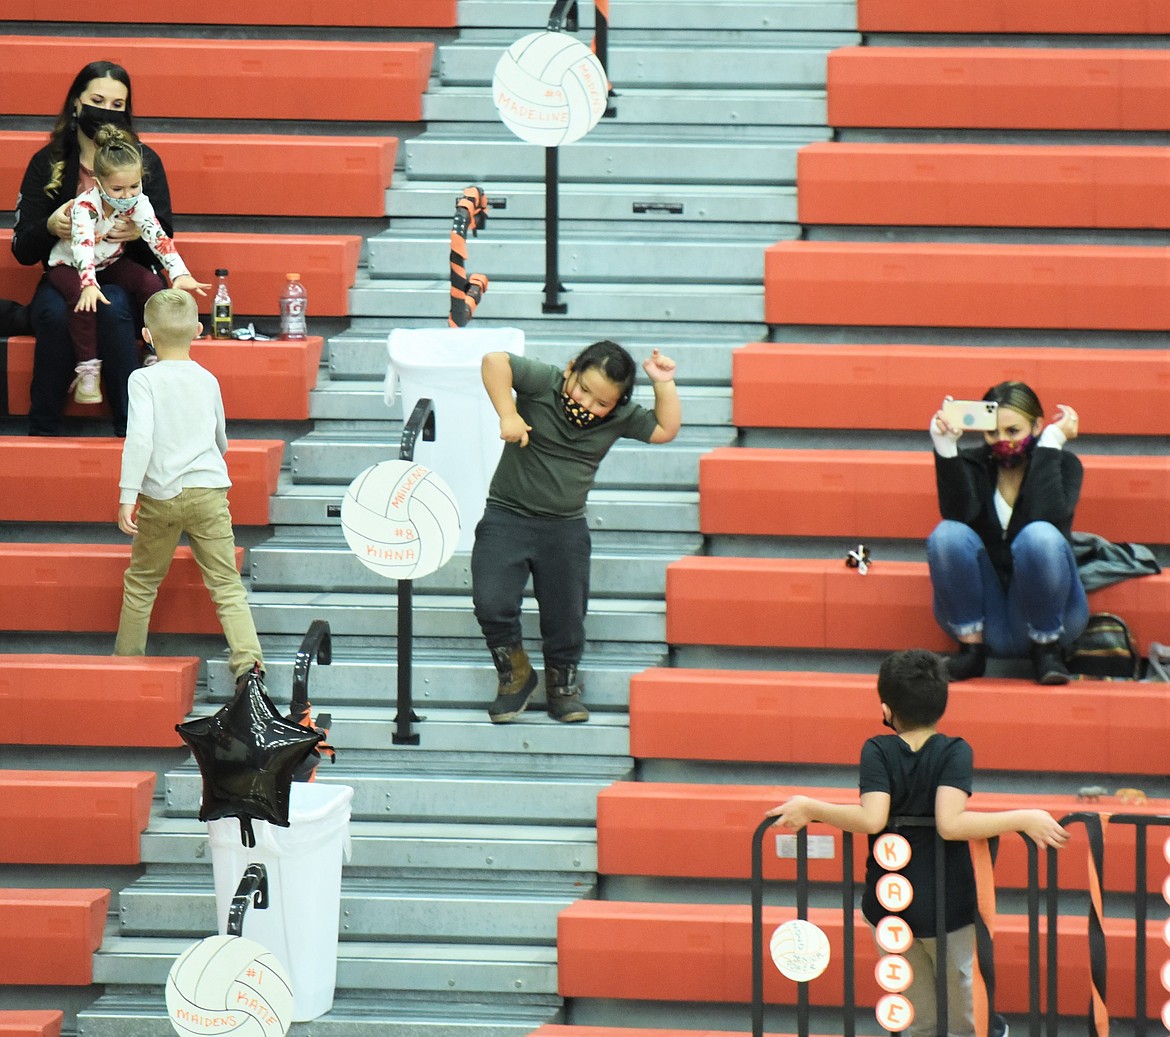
114;288;263;686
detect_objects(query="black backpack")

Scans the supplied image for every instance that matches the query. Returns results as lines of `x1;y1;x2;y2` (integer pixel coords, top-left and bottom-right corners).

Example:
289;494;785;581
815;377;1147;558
1065;613;1142;680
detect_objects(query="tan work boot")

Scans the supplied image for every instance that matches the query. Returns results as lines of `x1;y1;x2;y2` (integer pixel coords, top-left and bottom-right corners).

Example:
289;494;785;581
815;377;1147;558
545;664;589;723
487;644;537;723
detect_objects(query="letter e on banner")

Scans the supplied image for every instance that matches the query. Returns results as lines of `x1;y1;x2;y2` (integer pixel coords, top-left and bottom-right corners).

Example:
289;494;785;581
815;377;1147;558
876;992;915;1032
875;832;912;871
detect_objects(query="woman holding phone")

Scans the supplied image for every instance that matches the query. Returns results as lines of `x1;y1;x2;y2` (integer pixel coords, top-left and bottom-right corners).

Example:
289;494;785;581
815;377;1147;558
927;380;1087;685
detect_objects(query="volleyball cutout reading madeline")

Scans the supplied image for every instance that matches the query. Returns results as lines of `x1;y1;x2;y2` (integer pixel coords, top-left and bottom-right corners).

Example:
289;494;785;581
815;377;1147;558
166;934;293;1037
493;31;607;146
341;460;460;580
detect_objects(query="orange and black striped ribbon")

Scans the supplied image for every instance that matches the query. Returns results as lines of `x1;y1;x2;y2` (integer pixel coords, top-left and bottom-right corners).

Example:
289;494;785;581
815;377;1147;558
449;186;489;327
971;837;999;1037
1083;813;1110;1037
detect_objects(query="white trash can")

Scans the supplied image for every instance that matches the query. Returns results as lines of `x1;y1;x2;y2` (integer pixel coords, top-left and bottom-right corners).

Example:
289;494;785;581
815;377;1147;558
384;326;525;553
208;782;354;1022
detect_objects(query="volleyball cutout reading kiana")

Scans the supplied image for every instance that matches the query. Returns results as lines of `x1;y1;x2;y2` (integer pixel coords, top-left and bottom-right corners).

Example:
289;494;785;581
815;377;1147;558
341;460;460;580
492;30;607;146
770;918;832;982
166;934;293;1037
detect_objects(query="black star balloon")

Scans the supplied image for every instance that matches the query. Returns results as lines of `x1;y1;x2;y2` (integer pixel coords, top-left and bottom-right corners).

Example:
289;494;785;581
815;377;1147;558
177;670;323;847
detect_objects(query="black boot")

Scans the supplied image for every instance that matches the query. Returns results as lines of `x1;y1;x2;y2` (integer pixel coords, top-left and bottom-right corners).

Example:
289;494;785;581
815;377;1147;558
487;644;537;723
545;663;589;723
944;642;988;682
1031;640;1071;685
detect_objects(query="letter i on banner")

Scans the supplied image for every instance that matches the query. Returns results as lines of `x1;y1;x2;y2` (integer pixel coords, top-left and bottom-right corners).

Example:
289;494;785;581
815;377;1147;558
1161;836;1170;1031
874;833;915;1032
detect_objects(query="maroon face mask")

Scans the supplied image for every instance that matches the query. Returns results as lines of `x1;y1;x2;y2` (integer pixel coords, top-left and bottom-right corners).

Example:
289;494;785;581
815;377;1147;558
989;435;1034;469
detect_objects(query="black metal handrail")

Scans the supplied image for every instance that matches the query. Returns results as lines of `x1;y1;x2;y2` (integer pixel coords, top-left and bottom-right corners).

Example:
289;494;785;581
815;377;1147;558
226;862;268;937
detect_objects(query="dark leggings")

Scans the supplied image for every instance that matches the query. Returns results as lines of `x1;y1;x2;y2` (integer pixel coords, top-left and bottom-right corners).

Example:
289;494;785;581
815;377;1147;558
29;275;141;436
46;258;164;364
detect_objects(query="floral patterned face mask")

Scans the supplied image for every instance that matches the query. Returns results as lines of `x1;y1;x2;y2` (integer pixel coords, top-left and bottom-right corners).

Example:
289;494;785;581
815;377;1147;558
989;435;1034;468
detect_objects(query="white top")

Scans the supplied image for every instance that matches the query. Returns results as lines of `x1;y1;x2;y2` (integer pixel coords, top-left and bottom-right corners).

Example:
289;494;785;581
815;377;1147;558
119;360;231;505
48;185;190;287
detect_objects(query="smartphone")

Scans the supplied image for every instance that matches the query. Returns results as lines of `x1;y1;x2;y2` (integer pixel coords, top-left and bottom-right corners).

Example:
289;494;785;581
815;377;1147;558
942;398;998;432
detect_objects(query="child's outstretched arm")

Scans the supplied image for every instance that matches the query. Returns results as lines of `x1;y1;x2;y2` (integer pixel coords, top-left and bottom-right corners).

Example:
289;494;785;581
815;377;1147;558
482;351;532;447
643;349;681;444
935;787;1070;848
768;791;891;836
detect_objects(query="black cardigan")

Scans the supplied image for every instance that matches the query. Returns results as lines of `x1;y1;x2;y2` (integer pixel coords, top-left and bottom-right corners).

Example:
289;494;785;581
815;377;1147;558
12;140;173;274
934;444;1083;588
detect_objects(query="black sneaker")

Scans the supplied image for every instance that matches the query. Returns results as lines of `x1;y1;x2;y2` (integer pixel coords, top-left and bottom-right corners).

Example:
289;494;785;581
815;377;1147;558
944;642;989;682
1031;641;1071;685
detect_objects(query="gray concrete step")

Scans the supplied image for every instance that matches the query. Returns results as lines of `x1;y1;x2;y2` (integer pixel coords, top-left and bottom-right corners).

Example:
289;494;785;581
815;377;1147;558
389;177;799;224
245;590;664;642
367;223;791;283
79;990;560;1037
458;0;857;31
250;532;700;595
402;126;825;184
423;84;827;128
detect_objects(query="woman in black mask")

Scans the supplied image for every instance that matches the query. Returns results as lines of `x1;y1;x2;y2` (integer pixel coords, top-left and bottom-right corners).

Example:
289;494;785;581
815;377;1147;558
927;381;1087;685
12;60;174;437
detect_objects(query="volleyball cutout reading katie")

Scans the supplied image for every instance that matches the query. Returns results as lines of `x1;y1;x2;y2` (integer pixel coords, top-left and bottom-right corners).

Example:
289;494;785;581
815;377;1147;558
341;460;460;581
166;934;293;1037
493;31;608;147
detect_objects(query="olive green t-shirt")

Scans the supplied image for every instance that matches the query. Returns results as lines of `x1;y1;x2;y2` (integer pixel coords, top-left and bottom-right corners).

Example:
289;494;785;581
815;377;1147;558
486;354;660;519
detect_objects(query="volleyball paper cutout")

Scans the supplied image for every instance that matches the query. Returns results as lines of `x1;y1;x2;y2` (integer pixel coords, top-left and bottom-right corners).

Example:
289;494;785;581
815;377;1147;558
341;460;460;580
493;31;607;146
769;918;831;982
166;934;293;1037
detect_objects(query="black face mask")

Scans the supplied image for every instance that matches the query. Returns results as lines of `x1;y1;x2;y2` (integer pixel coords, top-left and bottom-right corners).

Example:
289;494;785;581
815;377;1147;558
76;103;131;140
560;392;600;429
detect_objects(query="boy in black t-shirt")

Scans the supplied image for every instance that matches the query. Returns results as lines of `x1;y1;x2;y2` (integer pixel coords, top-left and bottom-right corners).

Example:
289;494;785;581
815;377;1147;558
768;649;1068;1037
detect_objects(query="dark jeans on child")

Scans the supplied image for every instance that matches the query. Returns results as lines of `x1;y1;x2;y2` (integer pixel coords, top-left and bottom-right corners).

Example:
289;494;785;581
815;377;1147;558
471;505;591;669
47;257;164;363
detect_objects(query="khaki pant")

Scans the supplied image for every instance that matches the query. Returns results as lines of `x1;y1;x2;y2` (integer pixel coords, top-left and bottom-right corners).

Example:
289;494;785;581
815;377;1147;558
115;487;262;679
901;922;977;1037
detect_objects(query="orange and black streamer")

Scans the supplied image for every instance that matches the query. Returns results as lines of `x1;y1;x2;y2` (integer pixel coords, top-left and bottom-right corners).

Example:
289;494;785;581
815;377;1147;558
449;186;490;327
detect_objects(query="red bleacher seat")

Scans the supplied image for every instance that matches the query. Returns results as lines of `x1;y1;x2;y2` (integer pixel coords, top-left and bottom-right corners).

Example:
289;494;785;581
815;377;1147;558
627;668;1169;777
699;448;1170;543
5;337;323;422
0;1;458;27
0;1011;64;1037
0;131;396;219
731;343;1170;436
1;36;434;122
0;230;361;318
0;544;244;635
598;780;1169;893
557;901;1161;1015
856;0;1170;34
764;241;1170;330
0;771;155;865
664;558;1170;653
796;142;1170;229
827;47;1170;130
0;437;282;525
0;655;198;747
0;889;109;985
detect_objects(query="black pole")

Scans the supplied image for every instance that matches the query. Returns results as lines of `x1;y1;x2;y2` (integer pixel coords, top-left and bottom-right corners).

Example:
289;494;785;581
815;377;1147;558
796;827;809;1037
842;831;856;1037
750;815;770;1037
543;146;566;314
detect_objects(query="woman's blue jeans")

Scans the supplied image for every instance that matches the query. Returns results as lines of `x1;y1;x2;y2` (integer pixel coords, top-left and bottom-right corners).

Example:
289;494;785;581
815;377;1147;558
926;520;1089;658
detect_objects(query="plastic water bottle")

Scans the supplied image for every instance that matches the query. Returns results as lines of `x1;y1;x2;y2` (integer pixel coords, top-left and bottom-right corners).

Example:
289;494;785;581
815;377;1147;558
279;273;308;340
212;269;233;339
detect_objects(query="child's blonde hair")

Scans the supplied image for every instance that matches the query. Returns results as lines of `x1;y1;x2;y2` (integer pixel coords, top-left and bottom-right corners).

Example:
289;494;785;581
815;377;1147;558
144;288;199;348
92;124;143;181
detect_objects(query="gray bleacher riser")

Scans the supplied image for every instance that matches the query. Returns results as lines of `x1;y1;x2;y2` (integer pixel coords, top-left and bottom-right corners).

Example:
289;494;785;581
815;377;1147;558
116;871;588;941
326;326;743;382
206;650;663;708
389;179;800;224
141;816;598;872
94;936;560;995
168;748;632;817
402;129;824;184
80;991;563;1037
249;533;699;595
366;225;791;283
247;590;663;641
348;277;765;322
287;427;734;486
423;86;828;128
437;39;848;88
457;0;859;31
312;378;731;426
